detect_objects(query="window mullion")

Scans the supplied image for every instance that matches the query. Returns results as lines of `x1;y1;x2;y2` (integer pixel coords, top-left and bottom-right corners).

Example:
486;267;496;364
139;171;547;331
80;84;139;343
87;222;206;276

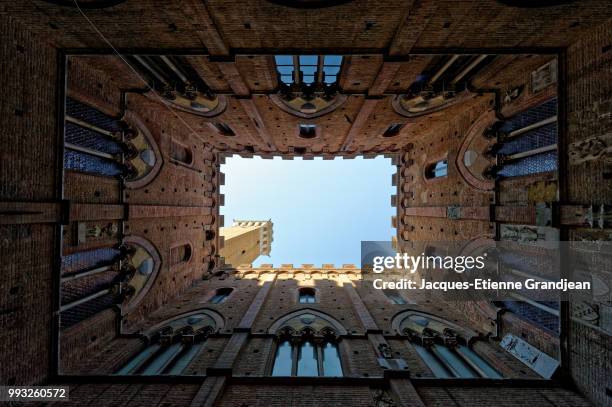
316;55;324;84
291;338;299;376
293;56;301;85
316;341;324;377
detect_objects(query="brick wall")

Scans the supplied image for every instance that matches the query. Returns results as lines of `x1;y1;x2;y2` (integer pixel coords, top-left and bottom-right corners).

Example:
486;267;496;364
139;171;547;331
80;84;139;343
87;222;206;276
0;14;59;385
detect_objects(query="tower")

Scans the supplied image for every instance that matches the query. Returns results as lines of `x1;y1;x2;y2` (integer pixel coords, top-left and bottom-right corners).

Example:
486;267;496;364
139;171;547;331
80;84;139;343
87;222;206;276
220;220;273;266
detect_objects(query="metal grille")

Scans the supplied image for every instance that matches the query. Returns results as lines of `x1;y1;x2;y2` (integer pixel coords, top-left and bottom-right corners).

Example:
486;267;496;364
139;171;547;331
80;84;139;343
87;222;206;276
61;270;118;305
500;98;557;133
60;293;115;329
65;122;122;154
66;97;120;133
62;247;120;274
498;151;557;178
500;301;559;335
498;123;557;155
64;149;123;177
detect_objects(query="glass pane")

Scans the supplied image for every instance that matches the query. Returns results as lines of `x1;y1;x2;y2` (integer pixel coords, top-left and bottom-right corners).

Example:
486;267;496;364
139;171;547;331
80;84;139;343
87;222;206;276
141;342;184;375
275;55;293;65
324;55;342;65
299;55;318;66
272;340;293;376
413;344;452;378
281;75;293;84
116;343;161;374
434;160;448;177
165;342;205;375
456;345;502;379
324;76;337;84
297;341;319;376
301;65;317;75
432;344;478;378
323;66;340;76
277;66;293;75
303;75;315;84
322;342;343;377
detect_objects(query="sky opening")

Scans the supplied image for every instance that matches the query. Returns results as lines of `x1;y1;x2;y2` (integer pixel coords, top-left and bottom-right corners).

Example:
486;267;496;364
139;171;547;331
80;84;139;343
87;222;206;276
220;156;395;266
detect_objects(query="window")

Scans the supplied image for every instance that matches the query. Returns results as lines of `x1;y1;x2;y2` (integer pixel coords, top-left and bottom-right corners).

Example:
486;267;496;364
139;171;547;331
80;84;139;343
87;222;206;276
383;289;406;305
425;160;448;179
299;124;317;139
400;313;501;379
299;287;316;303
209;287;233;304
274;55;343;86
213;122;235;136
116;313;216;375
272;337;342;377
169;243;192;267
383;124;404;137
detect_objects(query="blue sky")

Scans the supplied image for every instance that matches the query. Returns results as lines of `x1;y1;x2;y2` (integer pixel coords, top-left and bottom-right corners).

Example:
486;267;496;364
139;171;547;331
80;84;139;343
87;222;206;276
220;156;396;266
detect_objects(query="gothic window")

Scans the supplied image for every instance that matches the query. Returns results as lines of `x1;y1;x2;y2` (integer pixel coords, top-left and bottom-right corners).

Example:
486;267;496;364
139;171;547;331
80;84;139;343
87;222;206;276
63;98;161;185
298;287;316;303
271;320;343;377
274;55;343;86
169;243;192;267
209;287;233;304
63;98;126;178
116;312;216;375
399;313;501;379
490;98;558;178
383;289;406;305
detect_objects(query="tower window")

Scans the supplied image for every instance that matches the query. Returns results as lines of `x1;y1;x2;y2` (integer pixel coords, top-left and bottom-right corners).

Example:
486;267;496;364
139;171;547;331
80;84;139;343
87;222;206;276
383;124;404;137
298;287;316;303
299;124;317;139
274;55;343;86
425;160;448;179
209;287;233;304
213;122;235;136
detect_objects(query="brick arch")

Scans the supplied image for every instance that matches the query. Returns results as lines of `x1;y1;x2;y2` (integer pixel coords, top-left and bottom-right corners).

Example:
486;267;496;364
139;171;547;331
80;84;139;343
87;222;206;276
391;310;479;341
268;308;348;335
456;109;497;191
122;110;163;189
121;234;161;313
143;308;225;338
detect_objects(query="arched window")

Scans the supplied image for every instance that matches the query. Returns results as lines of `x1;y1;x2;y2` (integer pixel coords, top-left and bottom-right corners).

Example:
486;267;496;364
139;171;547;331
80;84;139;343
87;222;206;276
169;243;192;267
209;287;233;304
425;160;448;179
383;289;406;305
398;313;501;379
270;312;345;377
116;312;217;375
298;287;316;304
